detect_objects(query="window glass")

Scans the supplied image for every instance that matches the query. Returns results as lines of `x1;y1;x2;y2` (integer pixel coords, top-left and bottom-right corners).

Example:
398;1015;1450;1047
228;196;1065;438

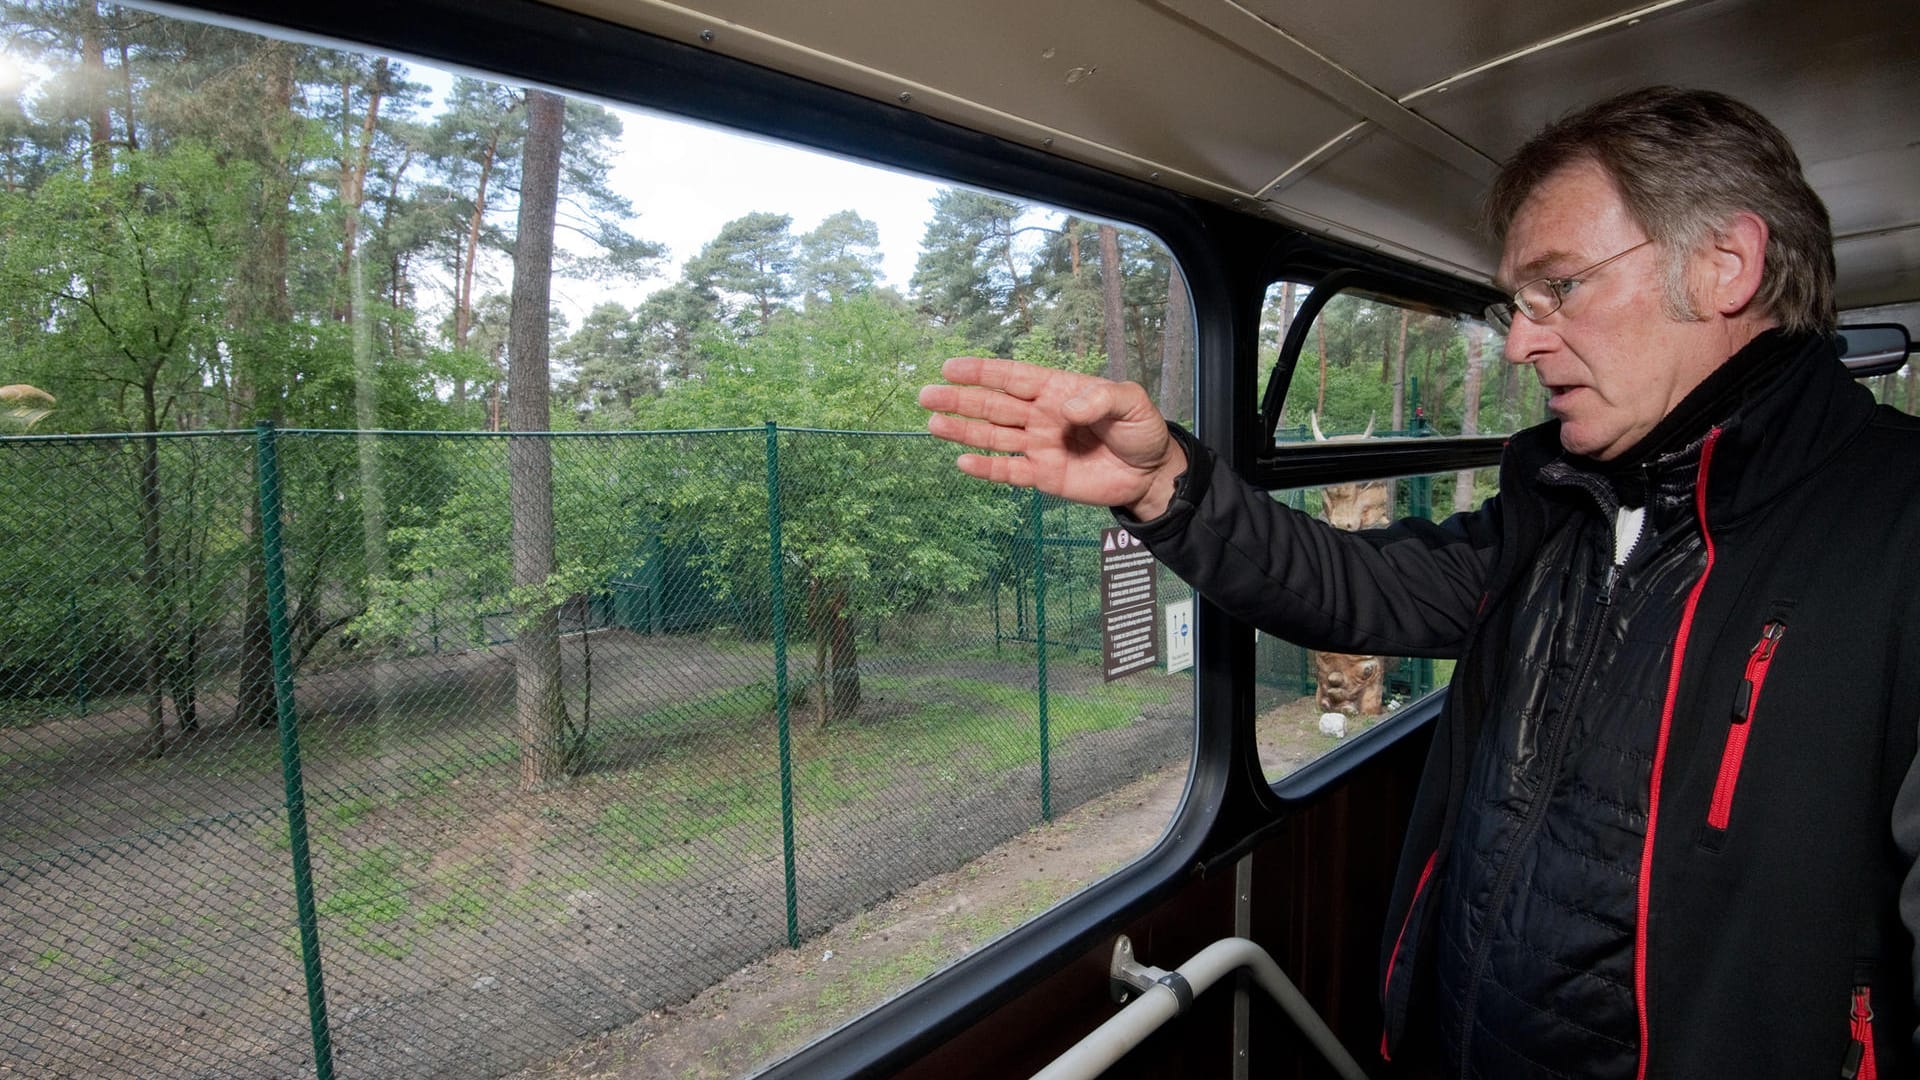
0;8;1194;1077
1255;283;1517;781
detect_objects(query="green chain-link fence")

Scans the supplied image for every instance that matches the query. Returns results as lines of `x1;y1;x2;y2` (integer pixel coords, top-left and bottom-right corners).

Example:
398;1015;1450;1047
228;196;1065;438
0;424;1196;1079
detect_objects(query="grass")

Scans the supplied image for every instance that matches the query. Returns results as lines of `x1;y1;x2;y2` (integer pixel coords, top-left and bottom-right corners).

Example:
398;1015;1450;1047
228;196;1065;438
283;664;1168;936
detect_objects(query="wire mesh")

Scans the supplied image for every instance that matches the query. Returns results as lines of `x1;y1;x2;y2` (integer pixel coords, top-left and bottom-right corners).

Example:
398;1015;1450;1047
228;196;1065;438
0;426;1196;1079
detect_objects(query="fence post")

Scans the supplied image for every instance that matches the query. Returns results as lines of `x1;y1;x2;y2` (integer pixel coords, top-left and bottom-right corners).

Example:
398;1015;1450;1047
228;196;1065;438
1030;488;1051;822
256;422;336;1080
1407;401;1436;696
765;422;800;948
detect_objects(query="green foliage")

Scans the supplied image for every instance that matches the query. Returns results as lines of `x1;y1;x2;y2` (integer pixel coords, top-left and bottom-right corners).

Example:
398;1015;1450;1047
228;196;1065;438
910;189;1038;355
352;434;678;649
686;210;798;333
0;3;1197;743
631;295;1015;638
1273;289;1534;440
0;141;244;431
797;209;883;306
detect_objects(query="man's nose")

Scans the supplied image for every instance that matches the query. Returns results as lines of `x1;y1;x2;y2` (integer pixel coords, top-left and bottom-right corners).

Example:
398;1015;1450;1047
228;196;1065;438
1501;312;1555;365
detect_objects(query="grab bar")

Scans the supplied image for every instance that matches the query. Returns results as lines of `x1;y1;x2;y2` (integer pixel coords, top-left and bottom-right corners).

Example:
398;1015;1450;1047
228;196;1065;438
1029;935;1370;1080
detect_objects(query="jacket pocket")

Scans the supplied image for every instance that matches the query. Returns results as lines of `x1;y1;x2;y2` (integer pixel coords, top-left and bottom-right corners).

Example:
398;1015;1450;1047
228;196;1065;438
1841;985;1877;1080
1706;619;1785;831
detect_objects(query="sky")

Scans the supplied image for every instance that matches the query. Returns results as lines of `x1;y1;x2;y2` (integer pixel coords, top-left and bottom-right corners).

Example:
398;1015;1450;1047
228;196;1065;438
409;63;950;324
0;35;1000;329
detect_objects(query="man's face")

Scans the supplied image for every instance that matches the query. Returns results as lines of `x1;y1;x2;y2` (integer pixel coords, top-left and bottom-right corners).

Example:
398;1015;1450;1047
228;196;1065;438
1497;160;1730;459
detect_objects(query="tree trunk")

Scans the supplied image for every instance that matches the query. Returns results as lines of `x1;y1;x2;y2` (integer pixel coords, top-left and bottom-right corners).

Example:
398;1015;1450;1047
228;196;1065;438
137;397;166;757
1067;222;1087;358
811;579;828;730
828;587;859;719
455;133;499;350
808;579;860;727
337;59;386;325
345;64;392;736
1391;310;1409;432
509;88;573;791
1454;324;1488;513
229;42;297;729
166;624;198;734
115;38;137;150
1159;261;1192;423
1316;318;1328;415
81;3;111;179
1099;224;1126;382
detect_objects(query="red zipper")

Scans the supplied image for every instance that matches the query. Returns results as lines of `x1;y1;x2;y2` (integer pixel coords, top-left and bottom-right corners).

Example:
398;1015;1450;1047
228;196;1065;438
1843;986;1877;1080
1635;426;1722;1080
1706;620;1785;830
1378;849;1437;1061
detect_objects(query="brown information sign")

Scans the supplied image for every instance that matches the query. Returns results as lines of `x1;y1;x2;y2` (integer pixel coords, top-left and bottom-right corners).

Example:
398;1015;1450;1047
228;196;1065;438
1099;527;1160;681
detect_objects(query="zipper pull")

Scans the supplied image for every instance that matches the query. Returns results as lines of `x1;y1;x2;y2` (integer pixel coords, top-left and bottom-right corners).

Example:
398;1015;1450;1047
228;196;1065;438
1842;1038;1864;1079
1734;621;1787;722
1843;985;1877;1080
1599;563;1620;605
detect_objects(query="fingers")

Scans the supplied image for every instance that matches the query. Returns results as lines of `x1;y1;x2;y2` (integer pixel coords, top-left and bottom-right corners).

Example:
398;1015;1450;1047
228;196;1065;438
940;356;1082;401
955;451;1033;488
926;411;1029;454
926;359;1141;431
917;383;1036;428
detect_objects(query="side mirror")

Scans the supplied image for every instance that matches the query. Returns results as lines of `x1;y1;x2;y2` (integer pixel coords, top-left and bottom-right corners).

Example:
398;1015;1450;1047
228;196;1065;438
1836;323;1913;378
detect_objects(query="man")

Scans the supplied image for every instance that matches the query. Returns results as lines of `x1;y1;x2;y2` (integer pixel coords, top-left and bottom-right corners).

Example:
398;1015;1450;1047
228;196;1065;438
919;88;1920;1077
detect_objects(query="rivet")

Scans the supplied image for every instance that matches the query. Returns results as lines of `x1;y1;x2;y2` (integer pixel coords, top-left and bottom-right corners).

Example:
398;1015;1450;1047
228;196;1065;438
1042;137;1054;148
899;91;913;104
1150;171;1161;180
699;28;714;42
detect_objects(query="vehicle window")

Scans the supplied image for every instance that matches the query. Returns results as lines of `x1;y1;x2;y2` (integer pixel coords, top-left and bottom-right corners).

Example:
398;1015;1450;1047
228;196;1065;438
0;9;1194;1078
1255;283;1516;781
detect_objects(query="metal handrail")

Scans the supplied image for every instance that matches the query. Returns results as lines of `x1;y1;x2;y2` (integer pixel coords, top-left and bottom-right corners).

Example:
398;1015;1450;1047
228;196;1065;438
1030;935;1370;1080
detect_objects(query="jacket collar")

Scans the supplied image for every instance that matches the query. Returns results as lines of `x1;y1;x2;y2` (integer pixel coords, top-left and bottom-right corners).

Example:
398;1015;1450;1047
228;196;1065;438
1698;330;1877;526
1515;330;1874;528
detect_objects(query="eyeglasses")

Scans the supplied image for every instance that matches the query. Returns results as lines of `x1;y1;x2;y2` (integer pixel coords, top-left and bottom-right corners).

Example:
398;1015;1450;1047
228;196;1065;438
1484;239;1653;332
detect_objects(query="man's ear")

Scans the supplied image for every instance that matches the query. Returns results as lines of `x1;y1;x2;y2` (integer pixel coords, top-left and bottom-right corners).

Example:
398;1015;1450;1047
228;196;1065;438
1705;211;1768;316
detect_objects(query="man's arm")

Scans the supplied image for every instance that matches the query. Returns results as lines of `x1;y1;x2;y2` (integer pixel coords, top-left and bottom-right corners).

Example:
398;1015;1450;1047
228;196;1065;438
1123;424;1497;657
922;357;1496;657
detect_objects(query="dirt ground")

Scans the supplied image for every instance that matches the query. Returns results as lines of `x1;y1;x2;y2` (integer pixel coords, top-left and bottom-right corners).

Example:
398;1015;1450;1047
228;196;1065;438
512;696;1365;1080
0;623;1367;1080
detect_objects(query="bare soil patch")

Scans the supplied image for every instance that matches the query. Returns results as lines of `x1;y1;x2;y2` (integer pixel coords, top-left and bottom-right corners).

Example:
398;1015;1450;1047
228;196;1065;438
511;691;1370;1079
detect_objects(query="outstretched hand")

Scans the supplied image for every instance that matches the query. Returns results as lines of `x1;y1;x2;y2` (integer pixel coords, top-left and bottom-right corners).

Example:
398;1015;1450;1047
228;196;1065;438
918;357;1188;520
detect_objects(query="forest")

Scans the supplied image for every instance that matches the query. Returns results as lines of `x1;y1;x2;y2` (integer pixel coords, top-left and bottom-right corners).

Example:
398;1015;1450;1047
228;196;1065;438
0;2;1505;779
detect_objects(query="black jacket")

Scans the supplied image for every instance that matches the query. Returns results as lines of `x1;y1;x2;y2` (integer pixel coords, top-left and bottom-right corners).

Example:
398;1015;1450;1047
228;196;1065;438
1124;332;1920;1077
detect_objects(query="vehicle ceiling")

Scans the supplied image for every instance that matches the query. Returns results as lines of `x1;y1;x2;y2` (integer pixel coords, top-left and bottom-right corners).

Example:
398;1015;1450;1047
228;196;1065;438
537;0;1919;320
